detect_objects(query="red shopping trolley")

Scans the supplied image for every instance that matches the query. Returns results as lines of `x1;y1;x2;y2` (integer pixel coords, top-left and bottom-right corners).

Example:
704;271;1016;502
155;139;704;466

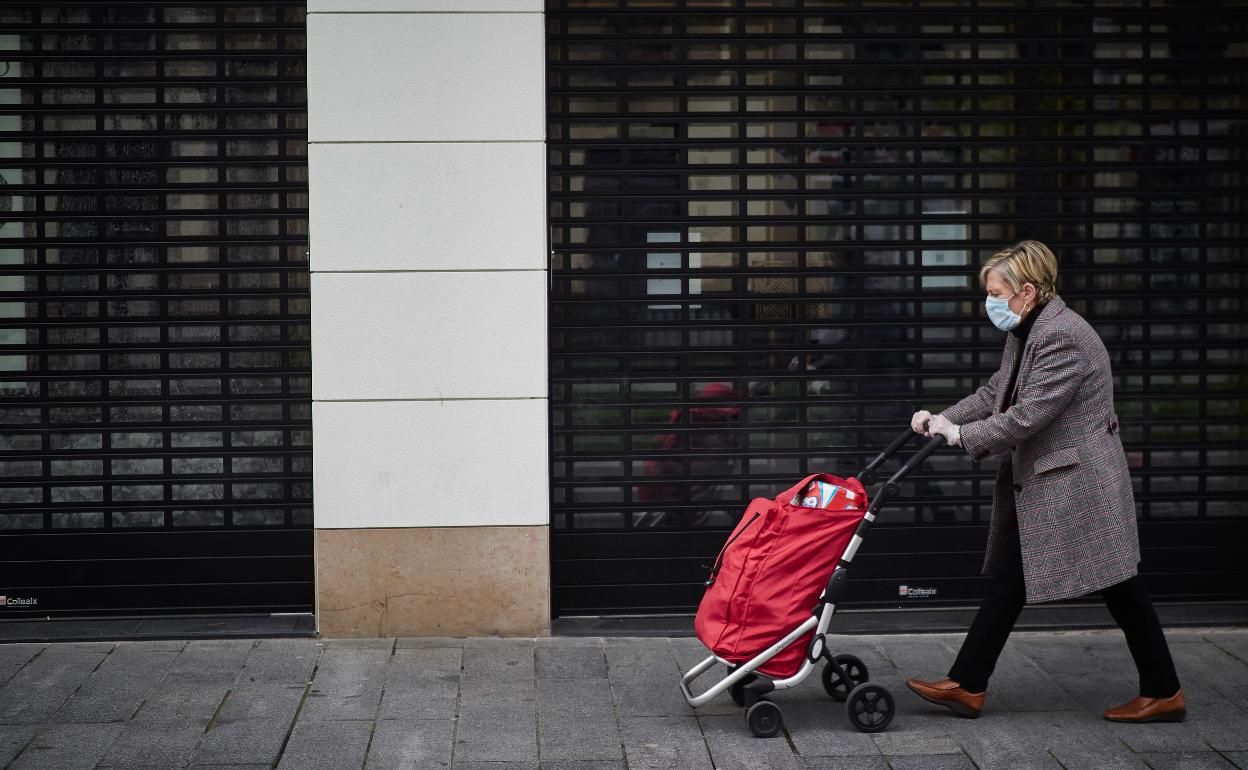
679;426;946;736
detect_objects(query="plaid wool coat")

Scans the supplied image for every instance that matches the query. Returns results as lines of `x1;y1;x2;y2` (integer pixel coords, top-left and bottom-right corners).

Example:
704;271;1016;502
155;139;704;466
942;296;1140;603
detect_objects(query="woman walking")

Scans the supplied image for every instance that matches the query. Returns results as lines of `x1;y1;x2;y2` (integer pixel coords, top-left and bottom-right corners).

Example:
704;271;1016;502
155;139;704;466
905;240;1185;723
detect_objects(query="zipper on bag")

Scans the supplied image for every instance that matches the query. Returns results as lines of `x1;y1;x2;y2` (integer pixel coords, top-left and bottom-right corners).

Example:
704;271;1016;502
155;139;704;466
703;510;762;586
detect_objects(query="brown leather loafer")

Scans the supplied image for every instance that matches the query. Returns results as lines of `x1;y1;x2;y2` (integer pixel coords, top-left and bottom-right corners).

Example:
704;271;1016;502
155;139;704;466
905;677;985;719
1104;690;1186;723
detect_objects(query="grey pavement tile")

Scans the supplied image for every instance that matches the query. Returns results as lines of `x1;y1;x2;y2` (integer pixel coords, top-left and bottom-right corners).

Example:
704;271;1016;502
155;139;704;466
451;763;536;770
395;637;465;649
1205;633;1248;665
364;719;453;769
1138;752;1238;770
699;713;804;770
255;637;322;650
464;638;537;649
0;725;37;766
393;646;463;673
9;722;124;770
379;660;461;721
0;661;27;690
320;637;395;650
0;651;106;723
619;716;714;770
873;635;959;682
1032;668;1139;716
453;705;538;764
536;643;607;680
868;712;963;756
885;755;978;770
670;636;709;651
981;646;1081;712
458;677;534;712
1178;690;1248;752
378;672;460;721
0;645;46;665
131;677;233;723
1016;710;1137;755
1016;632;1139;682
462;639;535;682
277;719;373;769
1172;641;1248;714
97;718;207;768
540;763;626;770
175;639;257;672
39;641;116;654
603;639;677;672
799;757;891;770
1223;752;1248;769
610;665;695;718
299;647;389;721
235;640;320;685
944;712;1066;769
218;681;307;722
537;712;622;762
189;766;271;769
536;678;615;716
537;636;605;648
1002;713;1151;769
782;697;880;757
1047;751;1150;770
192;718;291;766
52;646;180;723
116;639;189;652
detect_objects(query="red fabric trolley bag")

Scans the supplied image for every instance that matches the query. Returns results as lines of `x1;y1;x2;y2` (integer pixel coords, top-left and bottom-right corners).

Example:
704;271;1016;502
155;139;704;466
694;473;868;678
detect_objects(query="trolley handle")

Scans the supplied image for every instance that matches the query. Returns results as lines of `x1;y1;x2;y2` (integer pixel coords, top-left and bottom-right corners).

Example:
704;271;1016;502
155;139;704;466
899;434;946;478
865;432;946;512
858;426;918;484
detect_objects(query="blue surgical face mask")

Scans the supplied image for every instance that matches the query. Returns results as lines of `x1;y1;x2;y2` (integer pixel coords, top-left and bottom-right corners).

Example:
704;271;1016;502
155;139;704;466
985;294;1021;331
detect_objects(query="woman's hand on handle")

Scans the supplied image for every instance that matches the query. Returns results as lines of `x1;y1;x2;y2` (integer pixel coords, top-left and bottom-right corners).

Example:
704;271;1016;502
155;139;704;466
911;410;933;435
926;413;962;447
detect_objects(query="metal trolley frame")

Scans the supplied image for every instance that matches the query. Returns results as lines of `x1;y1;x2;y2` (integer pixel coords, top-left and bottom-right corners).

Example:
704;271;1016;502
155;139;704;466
679;427;946;736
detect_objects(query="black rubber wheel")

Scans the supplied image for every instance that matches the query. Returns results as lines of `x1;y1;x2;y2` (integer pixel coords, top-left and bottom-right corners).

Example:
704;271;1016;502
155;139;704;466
727;667;757;708
821;653;869;702
746;699;784;738
846;682;895;733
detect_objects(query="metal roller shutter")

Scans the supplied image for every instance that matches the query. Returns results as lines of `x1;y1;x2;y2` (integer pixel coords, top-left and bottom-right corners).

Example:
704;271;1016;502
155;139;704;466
0;3;312;618
546;2;1248;617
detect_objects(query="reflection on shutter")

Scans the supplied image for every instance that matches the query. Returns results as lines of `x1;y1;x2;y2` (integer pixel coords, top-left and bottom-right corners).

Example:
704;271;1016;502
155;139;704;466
0;3;312;617
546;2;1248;616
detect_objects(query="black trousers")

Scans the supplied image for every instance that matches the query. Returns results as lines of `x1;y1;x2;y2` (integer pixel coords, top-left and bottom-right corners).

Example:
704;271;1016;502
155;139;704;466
947;518;1181;697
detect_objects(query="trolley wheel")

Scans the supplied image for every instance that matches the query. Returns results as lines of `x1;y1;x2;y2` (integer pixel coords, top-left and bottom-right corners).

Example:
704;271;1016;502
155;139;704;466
846;682;895;733
821;653;869;702
728;671;757;708
745;699;784;738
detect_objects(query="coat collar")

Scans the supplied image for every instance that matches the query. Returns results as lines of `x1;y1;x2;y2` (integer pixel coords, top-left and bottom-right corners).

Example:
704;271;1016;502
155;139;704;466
995;296;1065;412
1028;295;1066;338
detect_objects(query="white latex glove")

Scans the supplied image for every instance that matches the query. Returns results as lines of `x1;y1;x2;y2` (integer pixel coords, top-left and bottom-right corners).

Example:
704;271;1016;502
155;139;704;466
926;413;961;446
911;410;933;435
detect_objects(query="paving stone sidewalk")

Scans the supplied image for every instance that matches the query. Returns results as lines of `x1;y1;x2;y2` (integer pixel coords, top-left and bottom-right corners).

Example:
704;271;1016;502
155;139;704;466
0;627;1246;769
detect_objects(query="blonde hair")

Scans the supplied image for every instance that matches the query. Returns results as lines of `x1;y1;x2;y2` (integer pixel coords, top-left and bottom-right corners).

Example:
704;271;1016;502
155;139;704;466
979;240;1058;304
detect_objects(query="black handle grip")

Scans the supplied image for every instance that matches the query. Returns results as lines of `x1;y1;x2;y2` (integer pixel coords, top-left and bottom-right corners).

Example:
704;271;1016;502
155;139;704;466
901;435;946;475
858;426;918;483
863;426;913;469
867;432;947;512
884;426;920;458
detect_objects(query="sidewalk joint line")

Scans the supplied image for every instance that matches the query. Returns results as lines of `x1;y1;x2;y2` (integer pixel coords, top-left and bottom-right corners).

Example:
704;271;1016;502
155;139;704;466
272;653;320;768
449;643;465;770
